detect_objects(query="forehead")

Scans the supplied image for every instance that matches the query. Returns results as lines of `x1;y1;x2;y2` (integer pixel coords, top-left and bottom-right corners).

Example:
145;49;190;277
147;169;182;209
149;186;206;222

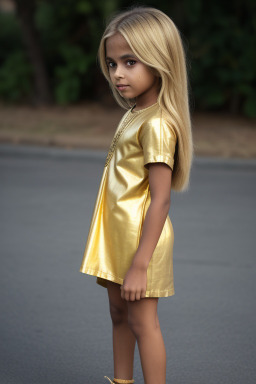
105;33;134;58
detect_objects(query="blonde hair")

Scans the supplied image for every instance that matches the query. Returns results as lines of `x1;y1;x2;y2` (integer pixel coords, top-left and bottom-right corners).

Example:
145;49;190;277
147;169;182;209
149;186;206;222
98;6;193;191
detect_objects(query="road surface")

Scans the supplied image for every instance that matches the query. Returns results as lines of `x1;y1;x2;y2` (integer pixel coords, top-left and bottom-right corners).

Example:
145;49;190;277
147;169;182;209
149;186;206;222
0;144;255;384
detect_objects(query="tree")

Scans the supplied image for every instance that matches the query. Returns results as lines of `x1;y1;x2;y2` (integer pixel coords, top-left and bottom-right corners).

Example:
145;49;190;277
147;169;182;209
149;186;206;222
13;0;52;104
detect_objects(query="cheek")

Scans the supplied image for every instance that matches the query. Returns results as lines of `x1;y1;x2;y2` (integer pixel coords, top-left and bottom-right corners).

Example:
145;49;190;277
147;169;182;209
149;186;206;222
138;73;154;87
134;71;147;83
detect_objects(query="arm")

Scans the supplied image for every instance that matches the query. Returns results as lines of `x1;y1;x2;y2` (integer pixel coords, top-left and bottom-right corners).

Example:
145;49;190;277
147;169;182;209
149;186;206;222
121;162;172;301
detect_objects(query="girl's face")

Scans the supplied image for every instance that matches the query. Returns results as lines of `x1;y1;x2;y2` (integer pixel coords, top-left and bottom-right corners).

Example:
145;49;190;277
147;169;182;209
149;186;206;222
105;33;160;109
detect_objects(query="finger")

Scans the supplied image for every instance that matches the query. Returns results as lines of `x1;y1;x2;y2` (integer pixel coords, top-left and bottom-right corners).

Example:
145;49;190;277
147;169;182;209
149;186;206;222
141;290;146;299
130;292;136;301
124;290;130;301
135;291;141;301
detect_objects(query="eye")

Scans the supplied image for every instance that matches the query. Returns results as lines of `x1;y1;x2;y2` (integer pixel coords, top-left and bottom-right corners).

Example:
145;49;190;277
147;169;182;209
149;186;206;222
106;61;116;68
127;60;136;66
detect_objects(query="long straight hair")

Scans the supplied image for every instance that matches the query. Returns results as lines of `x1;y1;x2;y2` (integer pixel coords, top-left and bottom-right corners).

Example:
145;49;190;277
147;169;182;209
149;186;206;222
98;6;193;191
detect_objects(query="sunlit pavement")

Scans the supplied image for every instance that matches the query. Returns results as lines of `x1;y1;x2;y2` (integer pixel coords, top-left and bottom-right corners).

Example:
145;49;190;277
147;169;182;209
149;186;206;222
1;144;256;384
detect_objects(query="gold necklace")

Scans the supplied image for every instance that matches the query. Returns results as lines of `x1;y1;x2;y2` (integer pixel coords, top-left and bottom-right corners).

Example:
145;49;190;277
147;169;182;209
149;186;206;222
104;110;136;167
104;102;158;167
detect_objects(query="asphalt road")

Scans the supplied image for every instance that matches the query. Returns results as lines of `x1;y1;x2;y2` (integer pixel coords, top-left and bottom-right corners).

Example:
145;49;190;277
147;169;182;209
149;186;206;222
1;144;256;384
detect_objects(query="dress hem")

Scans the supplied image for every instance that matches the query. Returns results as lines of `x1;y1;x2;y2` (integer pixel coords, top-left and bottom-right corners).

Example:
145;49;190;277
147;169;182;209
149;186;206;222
80;267;175;298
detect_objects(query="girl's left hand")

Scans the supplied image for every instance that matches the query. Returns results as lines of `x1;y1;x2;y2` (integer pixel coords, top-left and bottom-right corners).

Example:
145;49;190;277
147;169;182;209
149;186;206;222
121;264;147;301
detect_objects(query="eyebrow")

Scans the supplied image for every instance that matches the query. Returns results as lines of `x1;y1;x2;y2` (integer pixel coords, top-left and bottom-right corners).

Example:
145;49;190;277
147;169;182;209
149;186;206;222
105;54;137;61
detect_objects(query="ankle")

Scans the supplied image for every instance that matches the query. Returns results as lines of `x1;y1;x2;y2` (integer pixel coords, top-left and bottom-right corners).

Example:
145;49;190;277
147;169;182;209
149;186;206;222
105;376;134;384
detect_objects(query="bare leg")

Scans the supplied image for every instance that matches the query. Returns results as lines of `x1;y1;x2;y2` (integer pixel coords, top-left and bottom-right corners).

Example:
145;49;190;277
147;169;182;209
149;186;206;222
127;298;166;384
107;281;136;380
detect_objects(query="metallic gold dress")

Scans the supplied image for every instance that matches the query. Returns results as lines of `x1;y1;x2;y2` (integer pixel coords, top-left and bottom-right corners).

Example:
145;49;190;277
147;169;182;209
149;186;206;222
80;102;177;297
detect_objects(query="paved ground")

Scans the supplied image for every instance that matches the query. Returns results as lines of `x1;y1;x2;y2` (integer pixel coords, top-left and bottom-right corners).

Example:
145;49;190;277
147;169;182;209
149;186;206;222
0;144;256;384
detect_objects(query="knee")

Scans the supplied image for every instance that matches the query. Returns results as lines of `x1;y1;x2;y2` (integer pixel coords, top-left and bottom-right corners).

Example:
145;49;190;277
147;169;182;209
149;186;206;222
127;311;159;338
127;314;150;338
109;303;127;327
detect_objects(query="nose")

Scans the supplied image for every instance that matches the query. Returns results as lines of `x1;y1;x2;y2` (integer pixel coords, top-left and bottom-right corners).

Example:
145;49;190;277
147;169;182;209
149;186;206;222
114;65;124;79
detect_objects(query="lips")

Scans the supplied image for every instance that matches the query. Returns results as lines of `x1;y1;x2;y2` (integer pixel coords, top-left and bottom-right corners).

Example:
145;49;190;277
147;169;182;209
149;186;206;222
116;84;129;91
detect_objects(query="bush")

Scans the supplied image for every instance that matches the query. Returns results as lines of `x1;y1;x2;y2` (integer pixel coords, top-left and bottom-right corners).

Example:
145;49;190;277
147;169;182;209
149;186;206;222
0;0;255;116
0;50;32;102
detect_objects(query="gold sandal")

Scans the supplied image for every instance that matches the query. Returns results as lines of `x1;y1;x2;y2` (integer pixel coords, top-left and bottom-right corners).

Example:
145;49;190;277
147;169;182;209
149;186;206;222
104;376;134;384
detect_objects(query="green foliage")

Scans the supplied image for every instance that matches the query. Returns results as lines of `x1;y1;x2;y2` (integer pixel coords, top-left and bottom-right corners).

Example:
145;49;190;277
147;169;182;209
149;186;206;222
0;0;255;116
0;11;22;60
0;11;33;102
0;51;32;102
34;0;118;103
54;43;94;104
181;0;256;116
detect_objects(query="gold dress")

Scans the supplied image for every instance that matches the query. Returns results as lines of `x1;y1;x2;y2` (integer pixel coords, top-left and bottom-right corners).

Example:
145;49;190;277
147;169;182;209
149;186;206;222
80;102;177;297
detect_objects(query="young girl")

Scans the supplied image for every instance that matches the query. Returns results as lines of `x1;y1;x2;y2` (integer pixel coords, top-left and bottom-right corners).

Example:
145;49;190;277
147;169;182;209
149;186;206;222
80;6;193;384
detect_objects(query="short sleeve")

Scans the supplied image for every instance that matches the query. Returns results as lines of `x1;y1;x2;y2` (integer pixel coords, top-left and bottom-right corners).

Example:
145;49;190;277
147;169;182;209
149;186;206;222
139;117;177;170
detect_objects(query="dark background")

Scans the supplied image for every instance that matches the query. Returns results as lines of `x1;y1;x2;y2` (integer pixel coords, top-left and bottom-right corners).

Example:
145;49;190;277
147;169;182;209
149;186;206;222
0;0;256;116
